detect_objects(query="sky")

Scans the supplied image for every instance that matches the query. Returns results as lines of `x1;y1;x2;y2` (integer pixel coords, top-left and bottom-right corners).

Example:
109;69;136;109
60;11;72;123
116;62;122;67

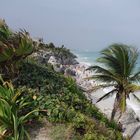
0;0;140;51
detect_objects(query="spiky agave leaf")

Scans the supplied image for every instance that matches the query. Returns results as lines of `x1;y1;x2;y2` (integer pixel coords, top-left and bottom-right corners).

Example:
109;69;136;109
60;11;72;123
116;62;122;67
0;44;14;63
15;31;33;57
0;80;38;139
0;20;12;41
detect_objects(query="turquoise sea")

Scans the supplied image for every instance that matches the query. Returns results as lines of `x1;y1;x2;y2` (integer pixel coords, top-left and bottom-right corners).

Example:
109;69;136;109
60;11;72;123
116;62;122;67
72;50;140;69
73;50;99;65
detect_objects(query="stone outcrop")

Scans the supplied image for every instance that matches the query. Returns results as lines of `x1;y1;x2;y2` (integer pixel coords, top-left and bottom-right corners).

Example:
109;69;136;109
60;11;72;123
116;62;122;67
48;56;59;65
119;108;140;139
31;50;52;64
64;68;76;76
31;49;78;66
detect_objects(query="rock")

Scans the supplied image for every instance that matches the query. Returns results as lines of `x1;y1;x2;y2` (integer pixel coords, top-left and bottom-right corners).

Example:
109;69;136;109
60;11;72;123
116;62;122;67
29;120;52;140
119;108;137;124
62;58;79;65
59;65;65;74
65;68;76;76
119;107;140;139
51;64;66;73
31;50;52;64
48;56;59;65
31;48;79;66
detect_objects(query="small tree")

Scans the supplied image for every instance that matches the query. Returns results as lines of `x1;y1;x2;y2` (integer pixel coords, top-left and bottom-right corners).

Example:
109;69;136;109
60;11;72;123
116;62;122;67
87;44;140;120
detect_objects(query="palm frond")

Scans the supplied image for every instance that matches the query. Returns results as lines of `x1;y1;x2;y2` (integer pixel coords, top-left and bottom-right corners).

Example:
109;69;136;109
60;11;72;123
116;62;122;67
132;94;140;102
98;45;126;74
129;71;140;83
128;48;139;75
97;56;122;74
87;83;117;93
86;65;114;75
99;44;138;78
88;74;122;83
125;84;140;93
96;89;117;103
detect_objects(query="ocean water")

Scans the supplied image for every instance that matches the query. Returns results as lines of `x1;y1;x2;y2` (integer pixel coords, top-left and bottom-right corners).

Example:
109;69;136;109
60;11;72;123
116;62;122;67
73;50;140;69
73;50;99;65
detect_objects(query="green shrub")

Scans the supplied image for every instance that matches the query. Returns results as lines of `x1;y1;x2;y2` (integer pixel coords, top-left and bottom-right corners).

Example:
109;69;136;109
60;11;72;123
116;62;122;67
0;21;125;140
73;112;87;130
13;61;124;139
0;78;39;139
0;21;35;79
83;133;99;140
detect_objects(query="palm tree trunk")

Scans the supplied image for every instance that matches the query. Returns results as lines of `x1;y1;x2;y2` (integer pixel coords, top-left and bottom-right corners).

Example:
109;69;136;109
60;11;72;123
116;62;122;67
111;93;122;121
111;99;120;121
111;91;126;121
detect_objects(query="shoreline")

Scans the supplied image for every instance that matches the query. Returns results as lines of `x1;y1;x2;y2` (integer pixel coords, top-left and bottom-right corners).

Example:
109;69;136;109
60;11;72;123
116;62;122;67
46;48;140;139
70;61;140;139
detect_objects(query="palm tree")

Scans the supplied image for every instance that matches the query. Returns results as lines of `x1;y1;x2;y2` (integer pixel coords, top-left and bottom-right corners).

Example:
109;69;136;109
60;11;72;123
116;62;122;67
87;44;140;120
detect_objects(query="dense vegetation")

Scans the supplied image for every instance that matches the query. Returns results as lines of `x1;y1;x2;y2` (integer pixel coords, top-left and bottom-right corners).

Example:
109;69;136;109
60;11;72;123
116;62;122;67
39;42;77;62
0;19;126;139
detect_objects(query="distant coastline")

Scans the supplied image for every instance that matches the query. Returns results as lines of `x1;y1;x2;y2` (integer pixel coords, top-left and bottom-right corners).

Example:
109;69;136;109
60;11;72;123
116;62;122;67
72;49;140;70
71;49;140;139
71;50;99;66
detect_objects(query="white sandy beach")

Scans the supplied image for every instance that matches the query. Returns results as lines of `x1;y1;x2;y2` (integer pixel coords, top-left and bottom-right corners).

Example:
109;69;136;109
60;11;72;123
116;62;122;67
72;63;140;140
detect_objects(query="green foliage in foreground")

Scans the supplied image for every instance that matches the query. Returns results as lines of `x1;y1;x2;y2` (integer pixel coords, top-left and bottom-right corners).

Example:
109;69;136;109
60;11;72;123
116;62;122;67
0;78;39;140
0;20;127;140
13;61;124;140
0;19;35;79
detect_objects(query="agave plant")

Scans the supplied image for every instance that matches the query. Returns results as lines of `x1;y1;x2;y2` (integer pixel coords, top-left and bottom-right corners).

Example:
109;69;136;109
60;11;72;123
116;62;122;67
0;20;13;63
87;44;140;120
0;76;38;139
0;44;15;78
0;20;35;78
15;30;34;58
0;43;14;63
0;19;12;42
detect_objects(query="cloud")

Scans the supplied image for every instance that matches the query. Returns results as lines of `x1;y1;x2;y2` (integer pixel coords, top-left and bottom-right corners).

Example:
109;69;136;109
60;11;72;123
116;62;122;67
0;0;140;51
